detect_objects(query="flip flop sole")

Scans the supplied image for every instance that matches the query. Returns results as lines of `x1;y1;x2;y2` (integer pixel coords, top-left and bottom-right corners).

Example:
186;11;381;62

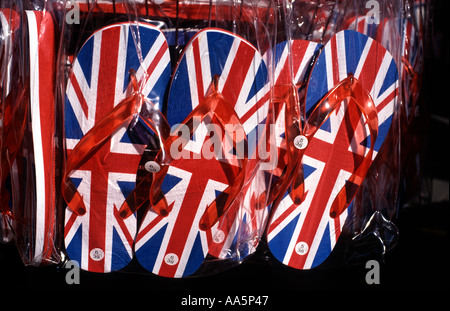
268;30;399;270
63;22;171;273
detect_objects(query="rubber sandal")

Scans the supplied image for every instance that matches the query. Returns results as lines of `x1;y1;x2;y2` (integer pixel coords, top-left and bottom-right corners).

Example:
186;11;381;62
267;30;399;270
62;22;171;273
130;28;269;277
22;10;58;264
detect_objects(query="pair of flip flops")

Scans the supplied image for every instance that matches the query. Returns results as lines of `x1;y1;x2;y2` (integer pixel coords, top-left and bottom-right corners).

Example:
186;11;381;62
63;22;269;276
266;30;399;269
63;21;398;276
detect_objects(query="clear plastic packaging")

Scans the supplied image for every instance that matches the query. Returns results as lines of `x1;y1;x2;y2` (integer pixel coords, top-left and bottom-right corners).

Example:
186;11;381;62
1;0;61;266
264;0;407;270
0;0;430;277
16;0;61;266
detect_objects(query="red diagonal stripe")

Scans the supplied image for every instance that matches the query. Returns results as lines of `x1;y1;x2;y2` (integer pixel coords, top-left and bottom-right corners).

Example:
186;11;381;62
70;72;90;119
192;38;205;104
359;41;386;91
221;42;256;107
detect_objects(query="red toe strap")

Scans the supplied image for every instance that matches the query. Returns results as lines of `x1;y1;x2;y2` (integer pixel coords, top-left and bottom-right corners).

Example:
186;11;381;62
120;75;248;231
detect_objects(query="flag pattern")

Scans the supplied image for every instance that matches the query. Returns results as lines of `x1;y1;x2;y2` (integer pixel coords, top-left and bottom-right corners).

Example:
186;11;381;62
135;29;269;277
267;30;398;270
64;22;171;273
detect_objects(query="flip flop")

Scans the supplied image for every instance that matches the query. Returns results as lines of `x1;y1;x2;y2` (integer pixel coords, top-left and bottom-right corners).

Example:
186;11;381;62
21;10;58;265
267;30;399;270
1;9;57;264
63;22;171;273
129;28;269;277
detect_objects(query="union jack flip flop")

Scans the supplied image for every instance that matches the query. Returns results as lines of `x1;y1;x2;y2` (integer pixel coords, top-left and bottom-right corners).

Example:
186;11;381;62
267;30;399;270
63;22;171;273
132;28;269;278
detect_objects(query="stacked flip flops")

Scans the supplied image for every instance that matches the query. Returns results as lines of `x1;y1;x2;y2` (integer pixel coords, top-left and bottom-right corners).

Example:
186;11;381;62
0;0;429;278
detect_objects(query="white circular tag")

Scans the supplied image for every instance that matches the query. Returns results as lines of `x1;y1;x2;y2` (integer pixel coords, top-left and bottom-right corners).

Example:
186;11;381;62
295;242;309;256
294;135;308;150
213;230;225;244
90;248;105;261
164;253;179;266
144;161;161;173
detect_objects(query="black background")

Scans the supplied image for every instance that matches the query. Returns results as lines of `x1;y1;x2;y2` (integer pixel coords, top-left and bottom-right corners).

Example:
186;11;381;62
0;0;449;301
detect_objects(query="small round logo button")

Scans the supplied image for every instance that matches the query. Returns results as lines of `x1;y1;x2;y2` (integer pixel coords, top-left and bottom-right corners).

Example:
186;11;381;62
295;242;309;256
90;248;104;261
164;253;179;266
144;161;161;173
294;135;308;150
